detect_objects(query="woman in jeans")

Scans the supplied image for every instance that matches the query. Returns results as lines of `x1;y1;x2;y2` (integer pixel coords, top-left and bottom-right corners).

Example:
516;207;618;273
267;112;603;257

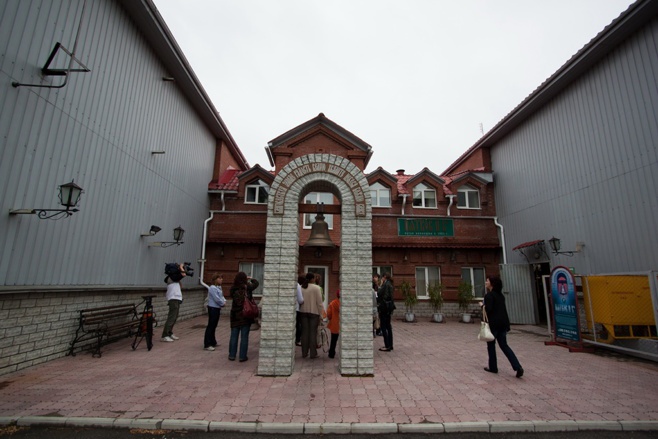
228;272;259;362
482;275;524;378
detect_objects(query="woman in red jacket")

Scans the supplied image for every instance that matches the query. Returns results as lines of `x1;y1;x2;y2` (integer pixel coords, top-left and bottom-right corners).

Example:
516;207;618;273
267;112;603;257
326;290;340;358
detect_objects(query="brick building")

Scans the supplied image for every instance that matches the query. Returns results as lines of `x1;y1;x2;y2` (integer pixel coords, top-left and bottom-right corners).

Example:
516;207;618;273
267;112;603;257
204;113;502;317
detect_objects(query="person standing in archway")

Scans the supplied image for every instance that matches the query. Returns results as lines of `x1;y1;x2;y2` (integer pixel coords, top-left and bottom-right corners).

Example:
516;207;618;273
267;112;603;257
377;273;394;352
299;272;325;359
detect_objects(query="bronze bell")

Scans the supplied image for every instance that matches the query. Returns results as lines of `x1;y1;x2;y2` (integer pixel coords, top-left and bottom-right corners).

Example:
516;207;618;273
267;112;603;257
304;206;335;248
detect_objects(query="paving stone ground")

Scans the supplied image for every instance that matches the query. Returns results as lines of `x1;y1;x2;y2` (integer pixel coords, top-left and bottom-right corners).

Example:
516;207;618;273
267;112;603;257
1;315;657;427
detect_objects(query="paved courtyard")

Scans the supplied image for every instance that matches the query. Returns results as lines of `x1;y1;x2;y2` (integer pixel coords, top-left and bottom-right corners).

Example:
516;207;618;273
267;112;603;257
1;315;657;431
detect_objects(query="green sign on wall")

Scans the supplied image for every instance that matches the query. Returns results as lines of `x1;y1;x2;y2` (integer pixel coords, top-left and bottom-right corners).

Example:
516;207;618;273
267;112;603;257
397;218;454;237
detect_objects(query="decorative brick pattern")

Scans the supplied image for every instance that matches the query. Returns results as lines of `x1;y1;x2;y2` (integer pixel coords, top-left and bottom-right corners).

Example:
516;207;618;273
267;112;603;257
257;154;373;376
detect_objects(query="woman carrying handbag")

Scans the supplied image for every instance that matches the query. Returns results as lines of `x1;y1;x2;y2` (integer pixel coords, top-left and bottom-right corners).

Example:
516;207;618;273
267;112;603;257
481;275;524;378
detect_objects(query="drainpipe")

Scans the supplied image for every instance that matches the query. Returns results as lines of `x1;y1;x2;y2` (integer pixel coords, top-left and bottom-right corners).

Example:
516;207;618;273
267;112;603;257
199;211;216;288
493;216;507;264
446;195;456;216
401;194;408;216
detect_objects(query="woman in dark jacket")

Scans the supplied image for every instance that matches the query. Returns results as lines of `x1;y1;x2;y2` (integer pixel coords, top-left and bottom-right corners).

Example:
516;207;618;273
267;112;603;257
228;272;259;362
482;275;524;377
377;273;394;352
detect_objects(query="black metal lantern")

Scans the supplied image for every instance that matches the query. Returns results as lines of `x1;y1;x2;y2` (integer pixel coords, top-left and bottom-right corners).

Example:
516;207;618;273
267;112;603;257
9;179;84;220
548;237;561;254
173;226;185;243
58;180;84;209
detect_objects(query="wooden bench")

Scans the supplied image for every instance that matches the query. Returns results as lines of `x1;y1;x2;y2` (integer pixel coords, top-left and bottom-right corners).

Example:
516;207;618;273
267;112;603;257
68;303;139;358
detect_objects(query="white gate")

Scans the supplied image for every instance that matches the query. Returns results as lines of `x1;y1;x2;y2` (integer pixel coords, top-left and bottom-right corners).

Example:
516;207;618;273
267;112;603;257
500;264;537;324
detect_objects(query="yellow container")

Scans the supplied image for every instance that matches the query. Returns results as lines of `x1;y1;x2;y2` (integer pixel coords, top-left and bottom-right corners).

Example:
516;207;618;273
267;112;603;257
582;275;657;343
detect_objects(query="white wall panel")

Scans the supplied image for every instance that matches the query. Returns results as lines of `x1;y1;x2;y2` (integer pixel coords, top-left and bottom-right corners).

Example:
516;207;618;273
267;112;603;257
0;1;218;287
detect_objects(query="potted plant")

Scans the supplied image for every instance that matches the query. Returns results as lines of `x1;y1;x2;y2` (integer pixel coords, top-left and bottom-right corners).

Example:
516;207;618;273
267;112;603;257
400;280;417;322
427;281;444;323
457;281;474;323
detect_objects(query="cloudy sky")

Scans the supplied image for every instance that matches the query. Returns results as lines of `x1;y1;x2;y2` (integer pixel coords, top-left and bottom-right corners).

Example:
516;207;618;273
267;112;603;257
152;0;634;175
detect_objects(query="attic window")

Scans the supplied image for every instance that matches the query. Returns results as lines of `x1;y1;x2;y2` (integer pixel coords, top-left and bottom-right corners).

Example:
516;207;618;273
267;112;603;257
457;184;480;209
412;183;436;208
370;182;391;207
245;180;269;204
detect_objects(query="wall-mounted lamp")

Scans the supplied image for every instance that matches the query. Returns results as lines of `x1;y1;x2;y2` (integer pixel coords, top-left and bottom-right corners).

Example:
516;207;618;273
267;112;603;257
548;237;583;257
149;226;185;248
9;180;84;220
140;225;162;237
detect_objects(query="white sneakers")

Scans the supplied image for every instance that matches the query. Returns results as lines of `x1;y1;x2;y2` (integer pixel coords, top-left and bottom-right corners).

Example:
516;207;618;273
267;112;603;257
170;334;180;340
161;336;174;342
204;346;215;351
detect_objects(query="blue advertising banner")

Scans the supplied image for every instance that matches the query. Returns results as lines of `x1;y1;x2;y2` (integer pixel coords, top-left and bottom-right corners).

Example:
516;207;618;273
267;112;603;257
550;266;580;342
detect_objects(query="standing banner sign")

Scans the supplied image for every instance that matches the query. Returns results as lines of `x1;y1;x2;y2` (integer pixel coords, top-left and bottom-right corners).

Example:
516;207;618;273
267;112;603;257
550;266;581;342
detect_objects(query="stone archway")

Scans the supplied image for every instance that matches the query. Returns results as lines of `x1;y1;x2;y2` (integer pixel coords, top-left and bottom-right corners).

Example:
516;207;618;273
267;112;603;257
257;154;373;376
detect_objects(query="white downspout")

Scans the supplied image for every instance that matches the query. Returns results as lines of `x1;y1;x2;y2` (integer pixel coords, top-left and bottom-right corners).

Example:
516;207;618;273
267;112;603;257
446;195;456;216
199;211;216;288
494;216;507;265
401;194;408;216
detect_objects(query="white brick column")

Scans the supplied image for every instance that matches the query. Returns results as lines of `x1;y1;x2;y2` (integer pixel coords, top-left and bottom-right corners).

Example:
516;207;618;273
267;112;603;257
257;154;373;376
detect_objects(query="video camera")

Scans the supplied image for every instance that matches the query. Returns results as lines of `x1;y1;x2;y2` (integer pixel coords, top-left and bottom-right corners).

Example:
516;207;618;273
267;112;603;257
164;262;194;283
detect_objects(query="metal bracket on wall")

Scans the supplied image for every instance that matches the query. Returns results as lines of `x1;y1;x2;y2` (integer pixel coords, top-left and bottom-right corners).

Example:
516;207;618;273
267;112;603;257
12;42;90;89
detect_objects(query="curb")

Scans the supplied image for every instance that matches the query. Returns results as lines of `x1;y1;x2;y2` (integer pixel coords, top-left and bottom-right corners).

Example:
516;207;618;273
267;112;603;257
1;416;657;433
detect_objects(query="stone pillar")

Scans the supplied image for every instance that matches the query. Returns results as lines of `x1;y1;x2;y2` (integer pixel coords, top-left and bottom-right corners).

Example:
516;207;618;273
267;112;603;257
257;154;373;376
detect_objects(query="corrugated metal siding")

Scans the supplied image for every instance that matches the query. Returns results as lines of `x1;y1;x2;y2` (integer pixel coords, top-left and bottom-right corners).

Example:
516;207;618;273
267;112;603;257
0;0;216;287
493;17;658;274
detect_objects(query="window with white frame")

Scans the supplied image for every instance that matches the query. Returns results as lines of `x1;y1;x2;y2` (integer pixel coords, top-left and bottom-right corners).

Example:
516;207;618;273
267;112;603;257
372;266;392;278
303;192;334;229
239;262;264;296
412;183;436;208
461;267;486;299
370;182;391;207
245;180;269;204
415;266;440;299
457;184;480;209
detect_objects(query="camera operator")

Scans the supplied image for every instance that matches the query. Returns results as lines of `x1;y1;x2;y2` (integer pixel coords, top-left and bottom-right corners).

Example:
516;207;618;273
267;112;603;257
161;263;186;342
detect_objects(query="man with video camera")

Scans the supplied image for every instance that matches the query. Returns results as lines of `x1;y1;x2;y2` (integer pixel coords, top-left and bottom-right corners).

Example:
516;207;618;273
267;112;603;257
161;262;193;342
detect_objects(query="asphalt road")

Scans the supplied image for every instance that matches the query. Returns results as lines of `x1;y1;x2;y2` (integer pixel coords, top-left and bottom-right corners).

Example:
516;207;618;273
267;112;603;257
1;426;656;439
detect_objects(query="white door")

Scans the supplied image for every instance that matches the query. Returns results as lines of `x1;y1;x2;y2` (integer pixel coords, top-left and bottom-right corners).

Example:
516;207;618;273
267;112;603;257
499;264;537;324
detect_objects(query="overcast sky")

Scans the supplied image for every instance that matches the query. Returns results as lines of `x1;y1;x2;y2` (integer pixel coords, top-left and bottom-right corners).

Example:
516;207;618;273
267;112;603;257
152;0;634;175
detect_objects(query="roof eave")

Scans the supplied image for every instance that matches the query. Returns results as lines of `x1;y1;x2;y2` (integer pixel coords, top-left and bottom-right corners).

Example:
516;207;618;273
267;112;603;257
442;0;657;175
118;0;249;170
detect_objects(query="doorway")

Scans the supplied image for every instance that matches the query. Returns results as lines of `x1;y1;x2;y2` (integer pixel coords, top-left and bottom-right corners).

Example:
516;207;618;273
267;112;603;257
305;265;329;309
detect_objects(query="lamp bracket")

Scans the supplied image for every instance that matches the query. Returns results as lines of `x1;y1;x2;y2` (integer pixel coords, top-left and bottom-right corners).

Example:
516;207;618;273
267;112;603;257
148;242;184;248
9;208;78;220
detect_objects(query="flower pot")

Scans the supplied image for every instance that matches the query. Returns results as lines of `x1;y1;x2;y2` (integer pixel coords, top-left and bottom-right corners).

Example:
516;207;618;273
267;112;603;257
461;313;472;323
405;312;415;322
432;313;444;323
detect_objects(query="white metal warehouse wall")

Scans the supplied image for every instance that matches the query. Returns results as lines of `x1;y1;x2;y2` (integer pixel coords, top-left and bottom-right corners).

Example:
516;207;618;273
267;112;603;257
0;0;217;287
492;17;658;274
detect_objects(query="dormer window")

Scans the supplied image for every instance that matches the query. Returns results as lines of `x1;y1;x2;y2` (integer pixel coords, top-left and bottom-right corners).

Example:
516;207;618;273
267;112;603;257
245;180;269;204
457;184;480;209
412;183;436;208
370;182;391;208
